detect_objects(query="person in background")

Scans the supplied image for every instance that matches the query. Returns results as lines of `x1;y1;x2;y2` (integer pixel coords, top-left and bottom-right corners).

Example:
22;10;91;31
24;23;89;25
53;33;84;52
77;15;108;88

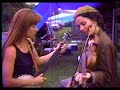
34;23;49;56
59;5;119;88
2;8;67;87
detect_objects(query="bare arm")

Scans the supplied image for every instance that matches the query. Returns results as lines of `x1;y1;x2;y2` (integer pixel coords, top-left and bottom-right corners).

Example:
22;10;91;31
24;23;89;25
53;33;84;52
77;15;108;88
27;38;51;65
2;46;46;87
27;38;67;66
2;46;33;87
32;42;60;65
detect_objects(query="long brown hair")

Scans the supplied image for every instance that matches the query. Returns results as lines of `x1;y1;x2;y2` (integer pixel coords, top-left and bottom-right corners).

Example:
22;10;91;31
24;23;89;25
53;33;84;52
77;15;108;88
2;8;41;56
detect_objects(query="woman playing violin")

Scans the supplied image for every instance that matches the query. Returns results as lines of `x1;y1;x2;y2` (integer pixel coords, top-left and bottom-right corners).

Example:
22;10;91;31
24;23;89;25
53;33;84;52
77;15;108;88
59;5;119;88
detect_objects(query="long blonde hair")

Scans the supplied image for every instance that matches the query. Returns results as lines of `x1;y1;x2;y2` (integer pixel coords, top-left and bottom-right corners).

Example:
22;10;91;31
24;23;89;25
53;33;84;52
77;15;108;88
3;8;41;56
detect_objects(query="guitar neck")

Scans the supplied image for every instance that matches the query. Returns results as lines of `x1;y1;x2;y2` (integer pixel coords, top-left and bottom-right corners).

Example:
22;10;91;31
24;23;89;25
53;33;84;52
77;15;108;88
34;47;60;77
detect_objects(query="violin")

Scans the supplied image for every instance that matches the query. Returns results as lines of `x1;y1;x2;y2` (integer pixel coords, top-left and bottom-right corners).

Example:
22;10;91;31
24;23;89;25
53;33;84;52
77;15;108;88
68;34;99;88
86;35;99;68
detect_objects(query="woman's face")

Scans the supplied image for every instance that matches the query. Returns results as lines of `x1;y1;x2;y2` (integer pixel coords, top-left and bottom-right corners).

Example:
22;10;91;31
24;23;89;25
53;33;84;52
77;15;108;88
27;25;38;40
75;16;97;35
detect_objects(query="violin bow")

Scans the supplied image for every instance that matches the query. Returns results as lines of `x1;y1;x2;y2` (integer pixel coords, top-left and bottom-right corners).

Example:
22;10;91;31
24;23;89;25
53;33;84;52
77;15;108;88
69;33;90;88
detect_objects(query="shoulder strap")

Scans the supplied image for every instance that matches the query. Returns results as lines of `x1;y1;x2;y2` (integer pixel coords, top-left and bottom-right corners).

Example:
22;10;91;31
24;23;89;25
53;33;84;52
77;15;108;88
26;39;33;51
26;39;39;74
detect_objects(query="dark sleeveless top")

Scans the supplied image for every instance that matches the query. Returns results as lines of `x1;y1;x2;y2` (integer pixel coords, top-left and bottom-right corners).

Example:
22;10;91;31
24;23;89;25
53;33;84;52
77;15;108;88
13;44;35;78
